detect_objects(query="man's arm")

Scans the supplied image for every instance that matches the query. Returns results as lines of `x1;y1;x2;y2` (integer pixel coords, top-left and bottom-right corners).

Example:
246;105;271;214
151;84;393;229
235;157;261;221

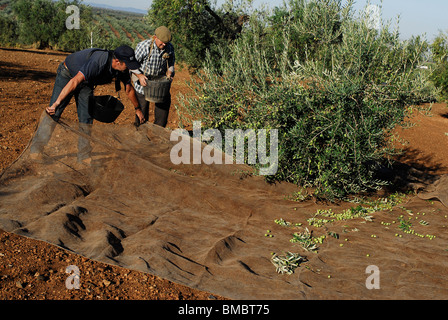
167;46;175;79
126;83;145;124
131;40;149;86
46;71;85;116
134;40;150;64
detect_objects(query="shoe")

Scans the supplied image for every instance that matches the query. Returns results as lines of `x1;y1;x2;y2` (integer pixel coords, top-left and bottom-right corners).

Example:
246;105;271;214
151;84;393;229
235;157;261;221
74;157;92;170
80;158;92;166
29;152;43;162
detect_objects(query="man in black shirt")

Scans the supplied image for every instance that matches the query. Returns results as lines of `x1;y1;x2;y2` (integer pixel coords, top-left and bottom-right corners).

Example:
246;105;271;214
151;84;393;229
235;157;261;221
30;45;145;164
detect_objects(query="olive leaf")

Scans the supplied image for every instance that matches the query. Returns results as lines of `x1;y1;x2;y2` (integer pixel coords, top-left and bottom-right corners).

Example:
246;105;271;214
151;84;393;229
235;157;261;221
271;252;307;275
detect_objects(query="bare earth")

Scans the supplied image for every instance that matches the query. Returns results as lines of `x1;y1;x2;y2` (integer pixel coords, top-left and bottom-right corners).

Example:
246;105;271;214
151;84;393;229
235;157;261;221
1;47;448;302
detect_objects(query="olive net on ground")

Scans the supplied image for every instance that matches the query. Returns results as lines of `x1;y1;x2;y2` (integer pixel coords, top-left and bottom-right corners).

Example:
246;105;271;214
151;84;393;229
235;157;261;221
0;112;311;300
418;175;448;207
2;112;448;300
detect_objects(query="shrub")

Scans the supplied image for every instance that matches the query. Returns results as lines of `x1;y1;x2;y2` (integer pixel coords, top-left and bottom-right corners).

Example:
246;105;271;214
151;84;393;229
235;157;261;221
430;33;448;101
147;0;249;71
177;0;435;199
12;0;68;48
0;14;18;46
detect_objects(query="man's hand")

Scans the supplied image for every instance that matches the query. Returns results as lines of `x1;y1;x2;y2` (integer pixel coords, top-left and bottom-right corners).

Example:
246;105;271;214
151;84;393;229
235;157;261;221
135;108;145;124
136;73;148;87
46;101;60;116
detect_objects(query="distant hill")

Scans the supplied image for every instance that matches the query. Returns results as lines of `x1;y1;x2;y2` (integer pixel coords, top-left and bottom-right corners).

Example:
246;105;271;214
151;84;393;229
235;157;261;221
85;2;148;15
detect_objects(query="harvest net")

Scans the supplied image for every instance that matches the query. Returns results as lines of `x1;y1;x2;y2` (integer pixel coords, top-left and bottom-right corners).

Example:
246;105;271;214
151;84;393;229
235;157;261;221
0;112;309;300
2;112;448;300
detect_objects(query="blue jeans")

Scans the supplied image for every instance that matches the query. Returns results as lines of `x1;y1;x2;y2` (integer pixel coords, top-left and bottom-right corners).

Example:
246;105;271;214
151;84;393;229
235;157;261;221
30;63;94;161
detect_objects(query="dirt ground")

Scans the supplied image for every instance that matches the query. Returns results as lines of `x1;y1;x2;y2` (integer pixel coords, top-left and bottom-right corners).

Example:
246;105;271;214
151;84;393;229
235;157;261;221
1;47;448;301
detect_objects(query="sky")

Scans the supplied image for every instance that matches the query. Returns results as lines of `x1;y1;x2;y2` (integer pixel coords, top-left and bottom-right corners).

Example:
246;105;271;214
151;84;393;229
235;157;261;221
86;0;448;41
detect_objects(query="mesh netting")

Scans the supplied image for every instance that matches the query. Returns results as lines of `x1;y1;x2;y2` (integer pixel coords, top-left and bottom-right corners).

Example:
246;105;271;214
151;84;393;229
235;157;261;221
2;112;448;300
0;112;310;300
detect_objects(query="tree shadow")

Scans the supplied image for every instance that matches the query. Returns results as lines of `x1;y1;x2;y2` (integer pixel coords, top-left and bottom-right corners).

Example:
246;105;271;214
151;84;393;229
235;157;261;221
375;147;445;194
0;47;69;57
0;60;56;81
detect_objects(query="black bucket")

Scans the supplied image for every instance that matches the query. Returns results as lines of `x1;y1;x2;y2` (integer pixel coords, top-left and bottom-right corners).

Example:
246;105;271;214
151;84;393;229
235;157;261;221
144;75;172;103
89;95;124;123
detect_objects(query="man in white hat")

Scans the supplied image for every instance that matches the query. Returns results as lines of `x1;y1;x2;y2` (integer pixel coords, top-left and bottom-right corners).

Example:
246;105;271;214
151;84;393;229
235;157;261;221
132;26;176;128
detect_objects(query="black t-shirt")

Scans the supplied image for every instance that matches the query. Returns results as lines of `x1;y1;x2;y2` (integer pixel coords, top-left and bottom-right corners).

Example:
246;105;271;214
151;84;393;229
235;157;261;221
64;48;131;88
